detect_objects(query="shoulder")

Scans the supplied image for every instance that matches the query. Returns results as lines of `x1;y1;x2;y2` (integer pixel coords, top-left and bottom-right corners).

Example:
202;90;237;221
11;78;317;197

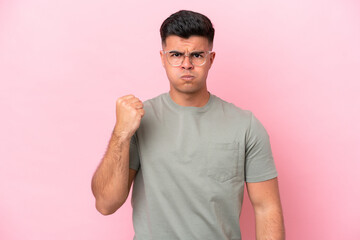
143;93;167;109
139;93;168;123
211;93;253;121
210;94;269;136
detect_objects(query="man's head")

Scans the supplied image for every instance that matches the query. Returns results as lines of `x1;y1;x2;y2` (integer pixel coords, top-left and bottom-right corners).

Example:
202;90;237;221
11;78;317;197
160;10;216;97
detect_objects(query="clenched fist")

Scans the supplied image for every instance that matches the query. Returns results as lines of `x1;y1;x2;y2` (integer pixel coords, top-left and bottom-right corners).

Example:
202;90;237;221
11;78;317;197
113;95;145;140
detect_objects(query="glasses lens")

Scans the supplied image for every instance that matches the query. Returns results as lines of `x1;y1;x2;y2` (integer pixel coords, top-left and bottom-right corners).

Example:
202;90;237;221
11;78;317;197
190;52;207;66
166;52;183;66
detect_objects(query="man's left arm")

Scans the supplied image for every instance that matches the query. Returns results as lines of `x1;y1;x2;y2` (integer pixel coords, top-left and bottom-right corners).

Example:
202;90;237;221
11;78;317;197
246;177;285;240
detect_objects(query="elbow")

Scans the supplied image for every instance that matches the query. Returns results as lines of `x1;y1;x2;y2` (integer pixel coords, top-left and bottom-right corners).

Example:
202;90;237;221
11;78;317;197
95;197;125;216
253;204;284;221
96;205;115;216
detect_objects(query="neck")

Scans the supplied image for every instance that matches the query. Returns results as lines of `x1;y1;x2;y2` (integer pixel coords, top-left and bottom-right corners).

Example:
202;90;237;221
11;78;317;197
169;89;210;107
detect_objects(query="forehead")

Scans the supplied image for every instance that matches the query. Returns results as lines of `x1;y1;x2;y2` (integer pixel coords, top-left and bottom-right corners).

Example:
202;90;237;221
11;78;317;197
163;35;211;51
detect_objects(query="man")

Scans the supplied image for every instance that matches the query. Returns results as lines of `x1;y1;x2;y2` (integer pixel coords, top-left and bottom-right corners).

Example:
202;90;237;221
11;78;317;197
92;10;285;240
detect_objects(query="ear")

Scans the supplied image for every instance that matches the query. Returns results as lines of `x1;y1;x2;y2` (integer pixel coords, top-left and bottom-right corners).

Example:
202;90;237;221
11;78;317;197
209;52;216;68
160;50;165;67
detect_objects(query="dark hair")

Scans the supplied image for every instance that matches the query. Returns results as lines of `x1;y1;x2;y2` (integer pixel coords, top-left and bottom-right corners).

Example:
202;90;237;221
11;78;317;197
160;10;215;46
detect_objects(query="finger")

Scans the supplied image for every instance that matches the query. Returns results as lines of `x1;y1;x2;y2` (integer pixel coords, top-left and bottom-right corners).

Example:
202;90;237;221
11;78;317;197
138;109;145;117
121;94;135;100
116;95;135;105
126;97;141;104
132;102;144;109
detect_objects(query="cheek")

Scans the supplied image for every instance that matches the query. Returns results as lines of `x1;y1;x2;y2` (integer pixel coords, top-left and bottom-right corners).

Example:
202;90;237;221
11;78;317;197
165;66;180;78
164;67;177;84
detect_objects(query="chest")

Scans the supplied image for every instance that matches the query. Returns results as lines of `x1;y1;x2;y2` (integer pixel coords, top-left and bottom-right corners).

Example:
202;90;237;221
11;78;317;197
137;111;247;183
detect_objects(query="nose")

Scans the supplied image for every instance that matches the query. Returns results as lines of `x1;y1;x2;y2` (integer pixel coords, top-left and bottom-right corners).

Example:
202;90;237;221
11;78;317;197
181;55;194;70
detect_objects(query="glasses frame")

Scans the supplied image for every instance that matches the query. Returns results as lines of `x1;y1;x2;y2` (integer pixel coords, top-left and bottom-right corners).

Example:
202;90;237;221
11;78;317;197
162;50;213;67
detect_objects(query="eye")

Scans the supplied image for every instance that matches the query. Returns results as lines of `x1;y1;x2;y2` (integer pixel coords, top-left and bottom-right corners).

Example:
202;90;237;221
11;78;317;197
191;52;204;58
169;52;182;57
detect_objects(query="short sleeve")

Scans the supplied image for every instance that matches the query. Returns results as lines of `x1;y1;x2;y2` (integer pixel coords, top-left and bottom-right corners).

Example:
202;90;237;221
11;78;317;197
244;113;278;182
129;133;140;171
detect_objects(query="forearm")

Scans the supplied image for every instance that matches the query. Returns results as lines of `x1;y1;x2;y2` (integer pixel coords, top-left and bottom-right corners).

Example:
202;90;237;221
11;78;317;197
255;207;285;240
91;129;131;215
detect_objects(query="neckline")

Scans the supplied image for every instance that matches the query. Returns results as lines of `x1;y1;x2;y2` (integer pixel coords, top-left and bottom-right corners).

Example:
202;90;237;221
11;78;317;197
164;91;214;113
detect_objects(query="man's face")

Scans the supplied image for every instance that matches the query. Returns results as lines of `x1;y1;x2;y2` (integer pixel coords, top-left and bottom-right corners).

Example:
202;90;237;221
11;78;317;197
160;35;215;95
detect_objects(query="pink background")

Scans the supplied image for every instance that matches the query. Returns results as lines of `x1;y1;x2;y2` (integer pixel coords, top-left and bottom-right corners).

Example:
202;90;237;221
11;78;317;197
1;0;360;239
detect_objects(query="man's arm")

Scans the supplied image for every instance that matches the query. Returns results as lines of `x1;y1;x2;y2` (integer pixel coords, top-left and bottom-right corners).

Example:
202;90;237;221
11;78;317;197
246;177;285;240
91;132;137;215
91;95;144;215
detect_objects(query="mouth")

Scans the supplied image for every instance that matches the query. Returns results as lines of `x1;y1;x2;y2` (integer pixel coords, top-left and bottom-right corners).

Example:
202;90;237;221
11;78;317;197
180;75;195;81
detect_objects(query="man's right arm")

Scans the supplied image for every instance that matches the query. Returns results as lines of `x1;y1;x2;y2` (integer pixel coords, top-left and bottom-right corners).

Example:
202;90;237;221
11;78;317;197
91;95;144;215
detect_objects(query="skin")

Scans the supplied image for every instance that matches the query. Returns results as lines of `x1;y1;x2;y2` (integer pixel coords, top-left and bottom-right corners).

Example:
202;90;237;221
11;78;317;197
91;34;285;239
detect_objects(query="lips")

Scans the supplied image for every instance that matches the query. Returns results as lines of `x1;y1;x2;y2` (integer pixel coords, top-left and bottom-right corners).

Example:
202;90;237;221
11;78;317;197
181;75;195;80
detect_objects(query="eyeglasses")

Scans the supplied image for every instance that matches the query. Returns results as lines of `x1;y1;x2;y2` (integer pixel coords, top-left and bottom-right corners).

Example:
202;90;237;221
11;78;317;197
162;50;212;67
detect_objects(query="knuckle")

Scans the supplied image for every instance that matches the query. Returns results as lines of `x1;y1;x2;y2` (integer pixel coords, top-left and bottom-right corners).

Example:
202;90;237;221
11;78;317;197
116;98;123;104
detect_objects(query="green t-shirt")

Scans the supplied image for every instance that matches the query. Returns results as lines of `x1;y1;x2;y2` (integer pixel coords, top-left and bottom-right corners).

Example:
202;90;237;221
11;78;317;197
129;92;278;240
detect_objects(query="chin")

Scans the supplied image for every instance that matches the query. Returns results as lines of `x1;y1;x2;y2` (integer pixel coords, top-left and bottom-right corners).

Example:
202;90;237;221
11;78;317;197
174;86;203;95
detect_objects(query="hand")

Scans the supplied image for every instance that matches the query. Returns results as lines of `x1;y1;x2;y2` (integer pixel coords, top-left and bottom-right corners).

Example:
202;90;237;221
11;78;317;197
113;95;145;140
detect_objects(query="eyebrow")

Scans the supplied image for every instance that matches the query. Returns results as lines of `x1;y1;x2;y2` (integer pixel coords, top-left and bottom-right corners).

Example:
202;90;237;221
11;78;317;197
168;50;206;54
